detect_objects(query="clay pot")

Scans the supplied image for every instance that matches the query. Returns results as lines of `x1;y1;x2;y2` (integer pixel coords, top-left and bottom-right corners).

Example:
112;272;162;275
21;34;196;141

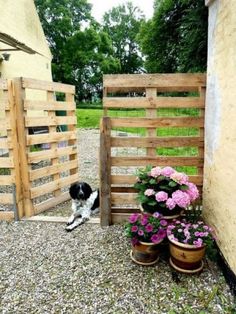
168;236;206;274
131;238;163;266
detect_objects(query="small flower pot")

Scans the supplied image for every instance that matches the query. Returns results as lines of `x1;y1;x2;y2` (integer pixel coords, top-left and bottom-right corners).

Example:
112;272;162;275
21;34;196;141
131;239;163;266
140;204;182;220
168;236;206;274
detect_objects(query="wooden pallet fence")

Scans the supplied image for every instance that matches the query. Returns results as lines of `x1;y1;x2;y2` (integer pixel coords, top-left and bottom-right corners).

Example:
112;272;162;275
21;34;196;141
13;78;78;217
100;73;206;225
0;79;22;221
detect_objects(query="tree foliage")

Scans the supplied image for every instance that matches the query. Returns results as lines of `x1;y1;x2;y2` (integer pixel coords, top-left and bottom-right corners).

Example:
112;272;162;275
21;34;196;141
102;2;145;74
139;0;208;73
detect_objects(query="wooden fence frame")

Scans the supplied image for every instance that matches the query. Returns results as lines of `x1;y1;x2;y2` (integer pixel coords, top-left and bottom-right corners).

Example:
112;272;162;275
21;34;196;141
0;78;78;220
100;73;206;226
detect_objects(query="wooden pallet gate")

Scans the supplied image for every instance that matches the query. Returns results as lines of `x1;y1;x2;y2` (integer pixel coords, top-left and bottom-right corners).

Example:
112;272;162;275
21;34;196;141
100;73;206;226
0;78;78;220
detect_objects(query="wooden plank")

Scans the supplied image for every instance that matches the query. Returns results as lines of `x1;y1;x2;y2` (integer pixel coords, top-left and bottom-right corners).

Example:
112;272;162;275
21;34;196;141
0;175;13;185
0;157;14;168
111;136;204;148
23;215;100;224
30;173;78;199
103;97;204;109
111;213;136;224
111;192;138;205
0;79;8;90
111;174;203;186
111;186;136;193
25;116;77;127
33;192;70;214
0;119;11;131
14;78;34;217
28;145;77;163
111;156;204;167
22;78;75;94
0;193;13;204
27;131;76;145
0;137;12;149
106;86;199;93
24;100;75;111
0;211;14;221
111;207;139;213
29;159;78;181
0;101;10;110
103;74;206;89
100;117;112;226
110;117;204;128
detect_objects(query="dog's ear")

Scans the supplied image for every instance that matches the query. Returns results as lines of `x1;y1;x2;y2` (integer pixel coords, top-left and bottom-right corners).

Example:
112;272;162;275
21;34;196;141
69;183;79;199
81;182;93;199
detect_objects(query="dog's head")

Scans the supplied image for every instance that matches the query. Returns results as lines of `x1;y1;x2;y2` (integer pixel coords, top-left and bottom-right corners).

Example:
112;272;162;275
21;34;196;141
69;182;93;201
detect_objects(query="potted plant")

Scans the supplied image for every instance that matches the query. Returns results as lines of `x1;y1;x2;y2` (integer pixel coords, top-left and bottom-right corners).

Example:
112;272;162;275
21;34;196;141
134;165;199;218
167;219;216;274
125;212;167;265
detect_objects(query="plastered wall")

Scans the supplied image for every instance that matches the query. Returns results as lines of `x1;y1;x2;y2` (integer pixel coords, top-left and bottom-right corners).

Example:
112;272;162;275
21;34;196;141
204;0;236;273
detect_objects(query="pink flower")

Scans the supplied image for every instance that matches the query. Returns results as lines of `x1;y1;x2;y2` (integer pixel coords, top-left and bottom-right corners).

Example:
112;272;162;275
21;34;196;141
131;238;139;245
131;225;138;232
160;219;168;227
151;234;161;243
194;231;200;237
193;238;203;247
170;172;189;185
153;212;161;218
155;191;168;202
145;224;154;233
138;229;144;236
144;189;155;196
186;182;199;201
157;229;166;239
150;166;162;177
129;213;139;223
161;166;175;177
203;225;209;230
141;217;148;226
166;198;176;210
172;190;191;208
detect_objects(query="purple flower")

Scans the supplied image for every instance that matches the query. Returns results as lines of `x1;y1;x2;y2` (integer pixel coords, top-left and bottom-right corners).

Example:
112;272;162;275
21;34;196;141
138;229;144;236
166;198;176;210
151;234;161;243
131;238;139;245
144;189;155;196
141;217;148;226
172;190;191;208
155;191;168;202
161;166;175;177
192;224;199;229
153;212;160;218
193;238;203;248
186;182;199;201
203;225;209;230
157;229;166;239
145;224;154;233
131;225;138;233
160;219;168;227
129;213;139;223
194;231;201;237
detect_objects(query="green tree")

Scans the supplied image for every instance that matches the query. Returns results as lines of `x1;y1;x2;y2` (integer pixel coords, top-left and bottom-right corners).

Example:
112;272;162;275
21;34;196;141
102;1;145;74
139;0;208;73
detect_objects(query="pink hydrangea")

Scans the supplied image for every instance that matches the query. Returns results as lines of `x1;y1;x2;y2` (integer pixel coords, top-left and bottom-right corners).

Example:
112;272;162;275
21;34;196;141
155;191;168;202
161;166;175;177
170;172;189;185
172;190;191;208
144;189;155;197
150;166;162;177
186;182;199;201
166;198;176;210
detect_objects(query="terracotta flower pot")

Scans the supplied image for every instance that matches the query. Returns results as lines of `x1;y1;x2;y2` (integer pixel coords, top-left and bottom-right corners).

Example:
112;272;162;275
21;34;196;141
131;238;163;266
168;236;206;274
139;204;181;222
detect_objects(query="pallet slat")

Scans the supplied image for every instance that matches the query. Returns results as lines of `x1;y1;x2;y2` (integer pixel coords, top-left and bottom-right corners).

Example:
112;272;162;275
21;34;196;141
0;193;13;204
110;117;204;128
103;97;204;109
28;146;77;163
34;192;70;214
111;136;204;148
24;100;75;111
30;173;78;198
0;211;14;221
0;157;14;168
111;192;138;205
0;175;13;185
111;156;204;167
22;78;75;94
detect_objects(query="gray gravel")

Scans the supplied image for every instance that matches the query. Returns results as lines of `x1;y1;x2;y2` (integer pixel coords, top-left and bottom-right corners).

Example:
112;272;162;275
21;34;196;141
0;221;235;314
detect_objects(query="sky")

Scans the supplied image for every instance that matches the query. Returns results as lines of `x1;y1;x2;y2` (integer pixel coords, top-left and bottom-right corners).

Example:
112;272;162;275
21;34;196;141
88;0;154;22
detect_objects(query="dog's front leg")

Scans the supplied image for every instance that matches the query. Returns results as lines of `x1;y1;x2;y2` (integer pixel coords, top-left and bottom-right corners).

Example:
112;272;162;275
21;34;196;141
67;200;81;225
65;207;90;232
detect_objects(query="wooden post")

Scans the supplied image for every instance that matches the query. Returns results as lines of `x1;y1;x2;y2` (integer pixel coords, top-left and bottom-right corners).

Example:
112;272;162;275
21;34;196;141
100;116;112;226
7;80;24;218
66;91;78;176
13;78;34;217
146;87;157;157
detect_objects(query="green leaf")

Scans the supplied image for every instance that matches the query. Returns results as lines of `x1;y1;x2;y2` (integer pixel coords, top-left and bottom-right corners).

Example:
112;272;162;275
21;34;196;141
180;184;189;191
169;181;177;187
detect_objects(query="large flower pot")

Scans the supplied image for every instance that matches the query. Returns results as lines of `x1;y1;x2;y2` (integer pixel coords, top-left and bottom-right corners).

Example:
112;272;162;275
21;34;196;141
131;239;163;266
139;204;181;222
168;236;206;274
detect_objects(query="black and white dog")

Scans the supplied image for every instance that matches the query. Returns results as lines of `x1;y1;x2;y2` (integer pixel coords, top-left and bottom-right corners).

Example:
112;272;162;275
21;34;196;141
65;182;99;232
